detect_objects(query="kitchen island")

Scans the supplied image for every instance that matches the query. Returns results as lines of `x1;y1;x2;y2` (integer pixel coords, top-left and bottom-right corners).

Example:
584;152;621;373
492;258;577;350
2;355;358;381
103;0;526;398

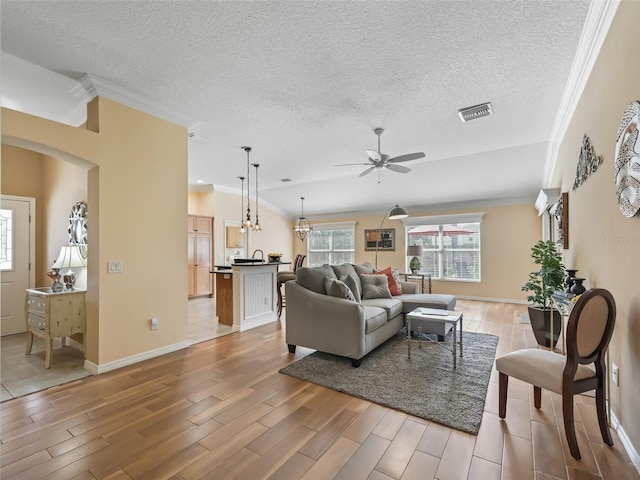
212;261;290;332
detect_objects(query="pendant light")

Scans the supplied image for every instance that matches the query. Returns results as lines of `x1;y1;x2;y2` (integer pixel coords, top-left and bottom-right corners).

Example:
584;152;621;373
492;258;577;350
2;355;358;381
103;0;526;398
242;147;252;229
238;176;246;233
294;197;312;241
252;163;262;231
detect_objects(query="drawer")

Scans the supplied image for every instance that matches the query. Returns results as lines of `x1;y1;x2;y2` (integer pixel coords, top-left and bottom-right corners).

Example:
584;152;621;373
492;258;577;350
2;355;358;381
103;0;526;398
27;312;46;331
27;295;46;314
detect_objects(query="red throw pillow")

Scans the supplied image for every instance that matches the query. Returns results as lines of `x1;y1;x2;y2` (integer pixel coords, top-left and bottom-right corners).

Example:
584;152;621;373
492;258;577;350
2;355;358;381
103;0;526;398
379;267;402;296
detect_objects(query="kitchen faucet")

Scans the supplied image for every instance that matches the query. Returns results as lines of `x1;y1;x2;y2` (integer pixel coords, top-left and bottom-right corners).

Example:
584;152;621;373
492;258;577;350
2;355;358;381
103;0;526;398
252;249;264;260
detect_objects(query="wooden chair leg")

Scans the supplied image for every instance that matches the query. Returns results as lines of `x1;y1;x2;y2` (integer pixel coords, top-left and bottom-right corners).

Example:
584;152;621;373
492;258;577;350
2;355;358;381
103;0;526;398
499;372;508;418
534;386;542;409
563;392;581;459
596;385;613;446
277;281;283;317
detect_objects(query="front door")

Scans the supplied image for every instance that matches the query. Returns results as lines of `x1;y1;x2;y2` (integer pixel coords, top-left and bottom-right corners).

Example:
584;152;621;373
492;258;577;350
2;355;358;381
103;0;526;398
1;196;34;336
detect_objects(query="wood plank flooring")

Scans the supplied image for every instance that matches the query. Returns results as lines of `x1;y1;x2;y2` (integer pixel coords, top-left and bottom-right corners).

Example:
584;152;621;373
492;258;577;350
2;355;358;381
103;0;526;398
1;299;638;479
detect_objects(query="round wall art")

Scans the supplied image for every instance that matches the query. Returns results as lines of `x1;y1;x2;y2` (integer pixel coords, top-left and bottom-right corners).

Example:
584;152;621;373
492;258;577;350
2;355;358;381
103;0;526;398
614;100;640;218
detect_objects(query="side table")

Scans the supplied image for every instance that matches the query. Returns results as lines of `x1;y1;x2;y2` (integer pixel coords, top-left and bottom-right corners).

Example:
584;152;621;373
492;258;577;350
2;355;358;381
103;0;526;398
401;273;432;294
25;287;86;368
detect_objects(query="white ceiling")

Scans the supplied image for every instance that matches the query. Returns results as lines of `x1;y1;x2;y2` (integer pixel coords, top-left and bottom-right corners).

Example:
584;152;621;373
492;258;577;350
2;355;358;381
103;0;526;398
1;0;595;219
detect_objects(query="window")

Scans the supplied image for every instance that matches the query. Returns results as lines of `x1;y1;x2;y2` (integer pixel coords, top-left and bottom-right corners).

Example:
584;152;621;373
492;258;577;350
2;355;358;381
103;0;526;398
307;222;355;267
0;208;13;271
404;213;483;281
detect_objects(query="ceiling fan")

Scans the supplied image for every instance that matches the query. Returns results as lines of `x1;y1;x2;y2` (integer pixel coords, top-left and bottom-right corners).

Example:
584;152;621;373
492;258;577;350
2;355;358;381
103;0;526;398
335;128;425;182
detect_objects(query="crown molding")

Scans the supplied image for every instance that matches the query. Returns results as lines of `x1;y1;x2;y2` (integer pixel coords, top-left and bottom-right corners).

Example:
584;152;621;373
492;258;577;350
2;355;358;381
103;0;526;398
73;74;198;128
542;0;620;187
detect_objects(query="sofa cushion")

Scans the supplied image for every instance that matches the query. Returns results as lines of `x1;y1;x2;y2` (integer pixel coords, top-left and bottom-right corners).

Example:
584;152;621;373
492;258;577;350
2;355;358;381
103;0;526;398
340;274;361;303
362;297;403;319
332;264;360;296
363;306;387;333
352;262;376;276
324;277;356;302
399;293;457;312
360;274;392;299
378;266;402;296
296;265;337;294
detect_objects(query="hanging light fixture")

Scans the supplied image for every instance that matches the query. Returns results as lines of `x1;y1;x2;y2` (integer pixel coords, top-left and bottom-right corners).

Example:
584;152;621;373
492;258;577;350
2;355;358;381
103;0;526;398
242;147;253;229
252;163;262;231
238;176;246;233
294;197;312;241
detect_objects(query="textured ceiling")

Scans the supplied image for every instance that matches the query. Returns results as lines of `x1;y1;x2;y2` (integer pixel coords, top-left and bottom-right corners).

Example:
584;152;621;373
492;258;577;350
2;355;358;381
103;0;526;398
0;0;592;218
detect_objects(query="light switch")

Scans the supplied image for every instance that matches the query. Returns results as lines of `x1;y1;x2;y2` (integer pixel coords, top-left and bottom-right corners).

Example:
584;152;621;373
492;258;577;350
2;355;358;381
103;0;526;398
108;261;123;273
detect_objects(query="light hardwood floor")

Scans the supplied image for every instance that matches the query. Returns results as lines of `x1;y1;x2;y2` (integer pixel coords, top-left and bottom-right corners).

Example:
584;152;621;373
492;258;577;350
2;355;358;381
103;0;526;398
0;299;637;479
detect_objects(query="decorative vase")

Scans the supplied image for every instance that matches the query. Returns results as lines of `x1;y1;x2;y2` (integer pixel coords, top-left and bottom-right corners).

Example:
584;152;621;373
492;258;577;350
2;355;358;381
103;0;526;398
565;269;578;293
570;277;586;295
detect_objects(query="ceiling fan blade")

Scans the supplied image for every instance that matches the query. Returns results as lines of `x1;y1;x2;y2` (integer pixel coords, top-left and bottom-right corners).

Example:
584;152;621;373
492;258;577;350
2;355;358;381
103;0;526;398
359;167;375;177
387;152;425;163
385;164;411;174
366;149;382;162
335;162;373;167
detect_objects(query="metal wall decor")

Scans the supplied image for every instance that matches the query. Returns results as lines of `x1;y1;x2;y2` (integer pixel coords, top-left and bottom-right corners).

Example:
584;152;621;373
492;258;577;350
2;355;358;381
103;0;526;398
552;192;569;249
68;202;88;258
572;134;604;191
614;100;640;218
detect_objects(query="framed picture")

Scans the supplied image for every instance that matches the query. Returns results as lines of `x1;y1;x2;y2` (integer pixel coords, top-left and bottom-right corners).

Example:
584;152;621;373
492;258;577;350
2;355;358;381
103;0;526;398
364;228;395;251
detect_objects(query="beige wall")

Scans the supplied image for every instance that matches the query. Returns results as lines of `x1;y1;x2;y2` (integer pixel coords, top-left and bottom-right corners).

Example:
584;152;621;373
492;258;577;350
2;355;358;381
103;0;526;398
193;189;293;265
2;97;188;367
552;0;640;456
297;203;540;302
2;147;89;287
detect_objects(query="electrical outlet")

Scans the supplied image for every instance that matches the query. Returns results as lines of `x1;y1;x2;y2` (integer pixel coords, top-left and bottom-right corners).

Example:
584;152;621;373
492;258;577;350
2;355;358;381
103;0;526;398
611;362;619;386
108;261;123;274
150;317;159;331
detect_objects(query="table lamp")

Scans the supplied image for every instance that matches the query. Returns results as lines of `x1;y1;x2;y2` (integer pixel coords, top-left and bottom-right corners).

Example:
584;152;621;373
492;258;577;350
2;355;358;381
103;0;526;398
53;245;86;290
407;245;423;274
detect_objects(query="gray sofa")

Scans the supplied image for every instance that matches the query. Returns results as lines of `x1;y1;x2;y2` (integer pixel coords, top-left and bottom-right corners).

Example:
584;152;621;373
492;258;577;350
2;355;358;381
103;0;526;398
285;262;456;367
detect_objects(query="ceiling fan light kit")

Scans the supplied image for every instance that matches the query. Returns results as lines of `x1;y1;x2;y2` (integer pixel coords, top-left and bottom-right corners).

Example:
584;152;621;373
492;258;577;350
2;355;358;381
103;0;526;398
335;127;425;183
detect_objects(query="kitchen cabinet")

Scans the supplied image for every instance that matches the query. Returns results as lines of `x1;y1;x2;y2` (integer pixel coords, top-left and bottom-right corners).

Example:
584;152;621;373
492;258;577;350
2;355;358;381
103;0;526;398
188;215;213;297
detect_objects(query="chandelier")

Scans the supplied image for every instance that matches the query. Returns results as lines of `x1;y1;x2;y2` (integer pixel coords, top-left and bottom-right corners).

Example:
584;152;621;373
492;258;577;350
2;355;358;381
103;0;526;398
238;176;246;233
253;163;261;231
243;147;253;230
294;197;312;241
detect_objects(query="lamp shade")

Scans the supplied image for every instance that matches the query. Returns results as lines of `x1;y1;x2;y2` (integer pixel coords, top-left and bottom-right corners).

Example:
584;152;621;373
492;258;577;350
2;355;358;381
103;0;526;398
388;204;409;220
406;245;423;257
53;245;87;269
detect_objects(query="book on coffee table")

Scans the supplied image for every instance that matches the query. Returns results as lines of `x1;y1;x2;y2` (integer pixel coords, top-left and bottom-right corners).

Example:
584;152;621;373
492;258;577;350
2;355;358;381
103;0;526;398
417;308;456;317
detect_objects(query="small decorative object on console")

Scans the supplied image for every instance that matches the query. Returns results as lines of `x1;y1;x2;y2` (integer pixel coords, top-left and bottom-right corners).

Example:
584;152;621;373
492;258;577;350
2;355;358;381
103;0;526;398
47;268;63;293
268;253;282;262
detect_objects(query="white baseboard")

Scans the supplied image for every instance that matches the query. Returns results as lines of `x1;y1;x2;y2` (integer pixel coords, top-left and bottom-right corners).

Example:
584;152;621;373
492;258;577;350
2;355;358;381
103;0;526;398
611;409;640;474
83;340;191;375
455;295;528;305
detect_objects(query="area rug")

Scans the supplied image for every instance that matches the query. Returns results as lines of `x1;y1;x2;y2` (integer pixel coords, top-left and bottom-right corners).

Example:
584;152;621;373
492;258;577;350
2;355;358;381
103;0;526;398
520;312;531;324
279;331;498;434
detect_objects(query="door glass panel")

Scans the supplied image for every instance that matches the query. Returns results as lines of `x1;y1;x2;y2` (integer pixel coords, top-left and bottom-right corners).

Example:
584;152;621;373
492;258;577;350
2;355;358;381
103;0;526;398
0;208;13;271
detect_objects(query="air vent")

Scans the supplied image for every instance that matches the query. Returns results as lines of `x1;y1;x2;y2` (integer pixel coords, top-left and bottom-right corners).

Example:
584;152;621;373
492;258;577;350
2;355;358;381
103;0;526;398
458;102;493;122
280;178;292;183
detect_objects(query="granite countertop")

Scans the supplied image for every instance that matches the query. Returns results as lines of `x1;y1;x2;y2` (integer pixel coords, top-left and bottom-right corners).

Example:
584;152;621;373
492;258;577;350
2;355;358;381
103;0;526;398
212;261;291;273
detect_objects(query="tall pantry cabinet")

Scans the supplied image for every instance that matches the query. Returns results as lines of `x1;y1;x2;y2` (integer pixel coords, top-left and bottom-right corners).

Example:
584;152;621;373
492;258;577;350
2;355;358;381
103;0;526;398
188;215;213;297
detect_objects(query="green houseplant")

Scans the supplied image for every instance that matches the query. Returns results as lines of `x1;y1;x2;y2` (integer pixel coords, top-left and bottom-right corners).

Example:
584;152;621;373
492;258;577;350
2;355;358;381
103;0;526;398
521;240;566;347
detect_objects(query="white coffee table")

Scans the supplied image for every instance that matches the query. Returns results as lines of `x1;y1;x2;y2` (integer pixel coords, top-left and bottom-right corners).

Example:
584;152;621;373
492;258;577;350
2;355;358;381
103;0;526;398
406;308;463;368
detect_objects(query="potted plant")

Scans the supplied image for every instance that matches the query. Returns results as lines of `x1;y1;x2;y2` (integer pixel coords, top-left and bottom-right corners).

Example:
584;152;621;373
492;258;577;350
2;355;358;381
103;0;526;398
521;240;566;347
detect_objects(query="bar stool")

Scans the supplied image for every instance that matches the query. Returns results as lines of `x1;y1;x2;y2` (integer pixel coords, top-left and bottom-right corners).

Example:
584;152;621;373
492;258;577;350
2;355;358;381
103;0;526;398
277;254;305;317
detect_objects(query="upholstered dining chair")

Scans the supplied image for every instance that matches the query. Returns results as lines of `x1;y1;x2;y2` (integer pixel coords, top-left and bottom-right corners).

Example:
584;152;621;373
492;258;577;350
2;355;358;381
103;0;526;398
495;288;616;459
277;254;306;317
